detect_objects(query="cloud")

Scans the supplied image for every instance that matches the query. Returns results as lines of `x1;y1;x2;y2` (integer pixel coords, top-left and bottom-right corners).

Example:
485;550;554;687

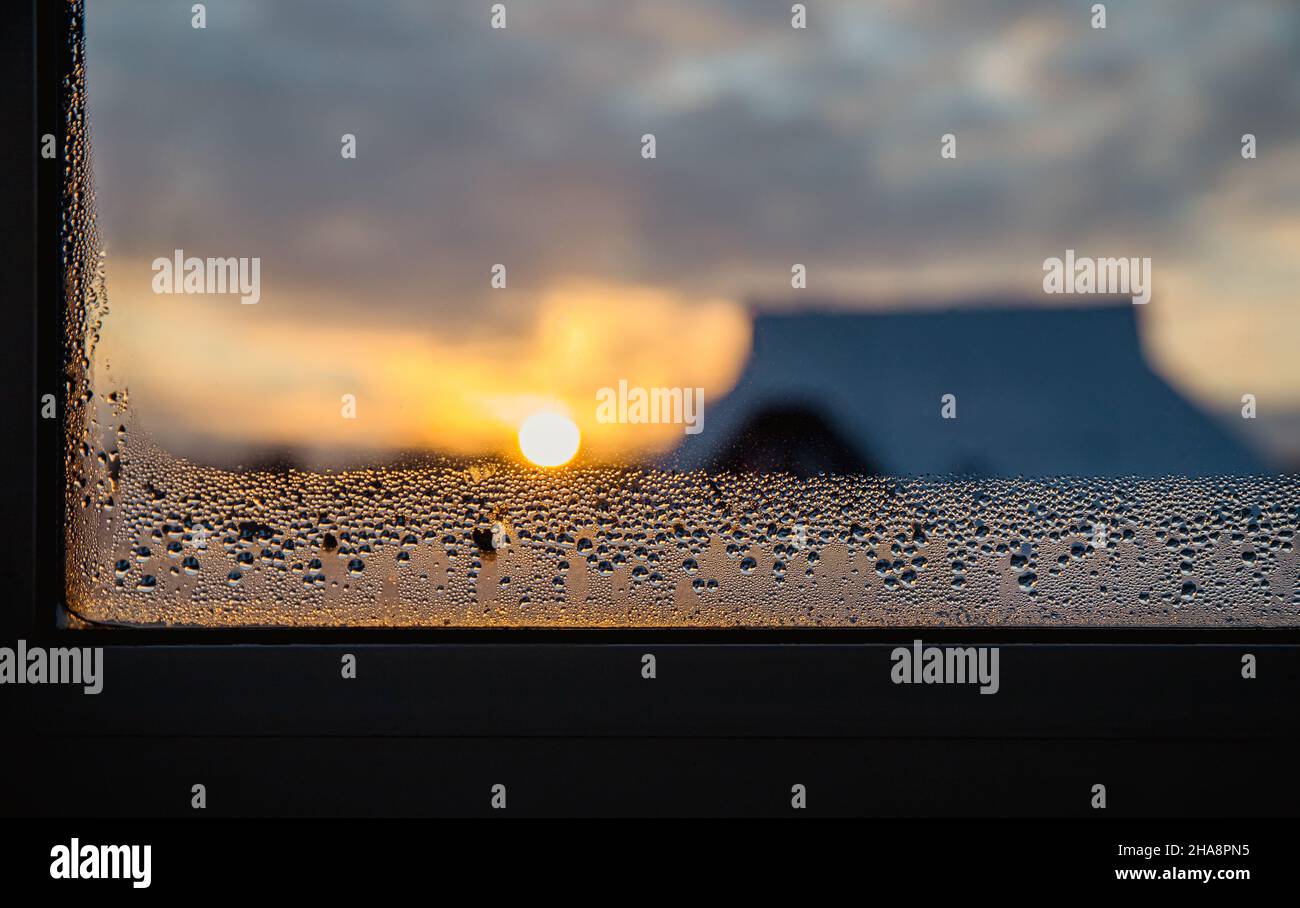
85;0;1300;459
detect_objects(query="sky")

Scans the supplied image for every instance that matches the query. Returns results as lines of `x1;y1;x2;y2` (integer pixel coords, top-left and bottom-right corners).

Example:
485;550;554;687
85;0;1300;465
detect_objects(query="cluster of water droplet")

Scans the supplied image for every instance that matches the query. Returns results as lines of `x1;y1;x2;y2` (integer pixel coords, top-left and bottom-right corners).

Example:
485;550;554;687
67;432;1299;627
63;0;118;617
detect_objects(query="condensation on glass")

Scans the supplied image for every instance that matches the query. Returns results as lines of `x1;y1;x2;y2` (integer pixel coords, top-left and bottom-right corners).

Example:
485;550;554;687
60;2;1299;628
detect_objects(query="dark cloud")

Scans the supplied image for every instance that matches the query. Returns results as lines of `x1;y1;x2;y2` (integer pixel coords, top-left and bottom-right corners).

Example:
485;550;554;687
87;0;1300;326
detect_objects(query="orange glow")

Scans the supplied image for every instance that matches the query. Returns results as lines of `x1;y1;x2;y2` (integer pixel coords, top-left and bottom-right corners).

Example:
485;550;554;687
99;275;753;464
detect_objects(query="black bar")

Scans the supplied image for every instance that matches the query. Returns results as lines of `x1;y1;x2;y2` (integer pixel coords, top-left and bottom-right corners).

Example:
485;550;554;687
5;643;1297;740
6;736;1300;818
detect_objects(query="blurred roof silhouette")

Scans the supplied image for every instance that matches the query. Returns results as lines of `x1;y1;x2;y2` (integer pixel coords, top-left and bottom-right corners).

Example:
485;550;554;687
664;304;1263;477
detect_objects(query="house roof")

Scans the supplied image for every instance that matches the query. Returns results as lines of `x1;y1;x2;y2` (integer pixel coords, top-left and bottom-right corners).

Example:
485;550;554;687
663;303;1263;476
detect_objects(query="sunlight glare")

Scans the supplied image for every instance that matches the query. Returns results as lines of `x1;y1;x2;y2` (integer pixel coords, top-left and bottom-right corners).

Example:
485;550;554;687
518;411;581;467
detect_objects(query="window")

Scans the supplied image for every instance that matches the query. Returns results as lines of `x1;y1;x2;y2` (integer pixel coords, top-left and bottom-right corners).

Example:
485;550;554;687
61;0;1299;628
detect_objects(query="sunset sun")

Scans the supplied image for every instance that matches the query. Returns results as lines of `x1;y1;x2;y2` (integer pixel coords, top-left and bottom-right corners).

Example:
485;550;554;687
518;411;580;467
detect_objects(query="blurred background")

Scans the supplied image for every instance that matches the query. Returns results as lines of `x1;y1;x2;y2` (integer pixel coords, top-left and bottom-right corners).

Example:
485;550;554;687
86;0;1300;475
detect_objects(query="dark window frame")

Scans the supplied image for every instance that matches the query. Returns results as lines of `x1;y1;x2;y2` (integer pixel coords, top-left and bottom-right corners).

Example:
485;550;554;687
28;0;1300;650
